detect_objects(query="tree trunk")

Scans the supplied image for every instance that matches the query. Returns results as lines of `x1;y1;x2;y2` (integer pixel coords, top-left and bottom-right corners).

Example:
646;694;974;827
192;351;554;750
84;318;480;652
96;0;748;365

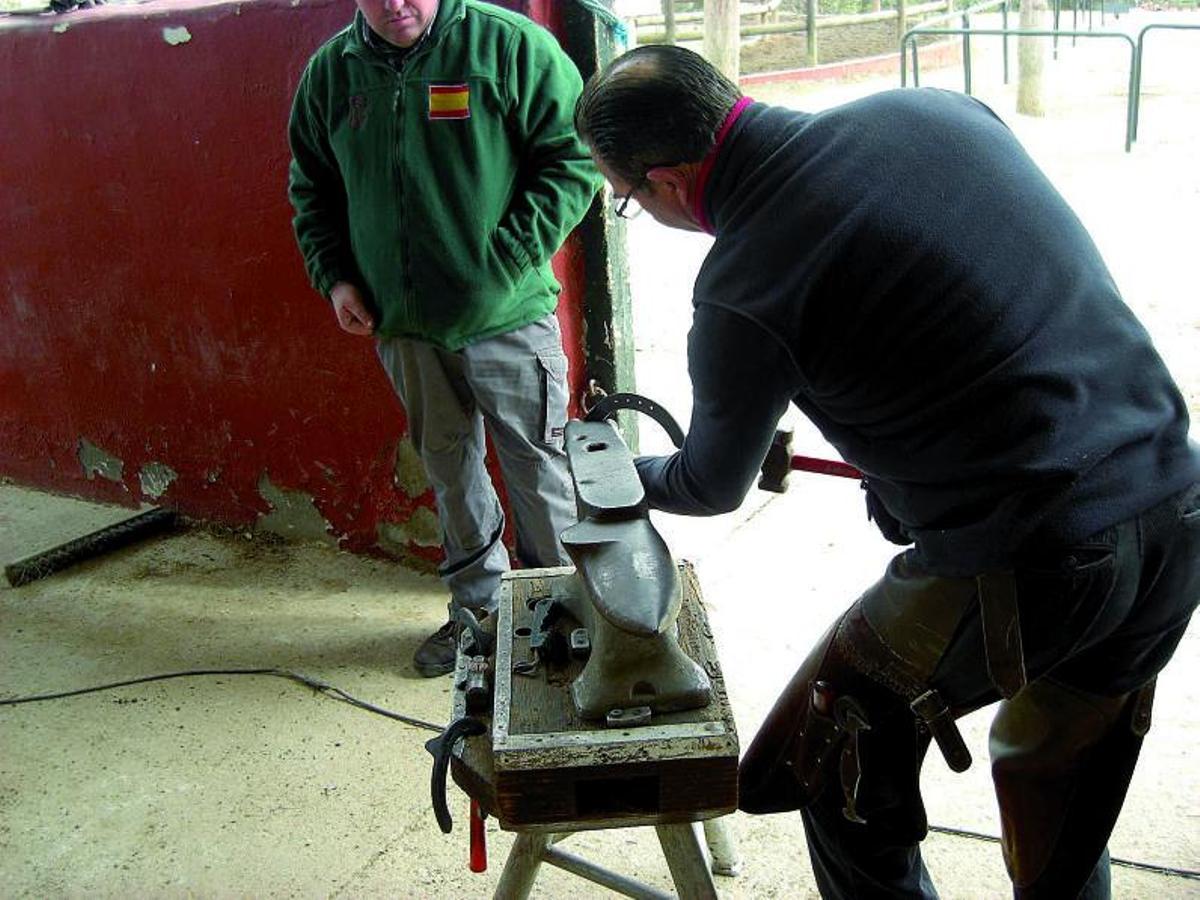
1017;0;1046;116
704;0;741;81
662;0;676;45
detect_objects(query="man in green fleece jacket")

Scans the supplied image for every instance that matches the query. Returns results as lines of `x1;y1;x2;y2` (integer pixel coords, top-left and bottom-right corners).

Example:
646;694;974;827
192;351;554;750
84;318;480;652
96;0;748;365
288;0;600;676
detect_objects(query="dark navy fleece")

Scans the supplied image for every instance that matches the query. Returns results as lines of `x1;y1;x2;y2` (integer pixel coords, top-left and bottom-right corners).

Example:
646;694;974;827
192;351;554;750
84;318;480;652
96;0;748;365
636;89;1199;576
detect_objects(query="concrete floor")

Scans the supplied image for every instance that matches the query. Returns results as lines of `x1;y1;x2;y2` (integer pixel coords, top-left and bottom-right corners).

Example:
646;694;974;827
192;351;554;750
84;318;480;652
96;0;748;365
4;10;1200;898
2;479;1197;898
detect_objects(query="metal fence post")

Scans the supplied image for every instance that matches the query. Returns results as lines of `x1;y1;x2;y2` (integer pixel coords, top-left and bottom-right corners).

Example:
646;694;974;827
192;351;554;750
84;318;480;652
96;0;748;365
1131;23;1200;144
1002;1;1010;83
894;26;1137;150
962;13;973;94
1053;0;1061;58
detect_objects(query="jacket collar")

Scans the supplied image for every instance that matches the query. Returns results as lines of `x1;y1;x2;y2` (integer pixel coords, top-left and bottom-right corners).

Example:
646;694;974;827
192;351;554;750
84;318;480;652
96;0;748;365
691;96;754;235
343;0;466;64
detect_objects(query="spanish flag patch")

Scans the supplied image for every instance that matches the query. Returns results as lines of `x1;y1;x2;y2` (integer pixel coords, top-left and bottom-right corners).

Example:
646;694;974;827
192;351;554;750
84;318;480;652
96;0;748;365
428;83;470;120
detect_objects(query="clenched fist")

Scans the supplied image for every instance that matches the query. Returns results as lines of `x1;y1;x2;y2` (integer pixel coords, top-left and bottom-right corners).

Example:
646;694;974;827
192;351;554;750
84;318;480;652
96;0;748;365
329;281;375;336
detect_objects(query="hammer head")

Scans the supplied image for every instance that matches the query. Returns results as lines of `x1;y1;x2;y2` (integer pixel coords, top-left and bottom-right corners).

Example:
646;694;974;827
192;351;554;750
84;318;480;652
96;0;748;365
757;429;794;494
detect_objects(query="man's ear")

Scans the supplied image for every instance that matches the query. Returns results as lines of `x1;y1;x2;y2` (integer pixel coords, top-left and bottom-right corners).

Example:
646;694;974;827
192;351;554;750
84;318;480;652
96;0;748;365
645;165;691;199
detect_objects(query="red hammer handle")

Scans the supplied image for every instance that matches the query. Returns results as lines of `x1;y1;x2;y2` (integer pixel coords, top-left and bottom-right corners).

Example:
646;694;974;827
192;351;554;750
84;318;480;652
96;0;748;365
791;455;863;480
469;798;487;872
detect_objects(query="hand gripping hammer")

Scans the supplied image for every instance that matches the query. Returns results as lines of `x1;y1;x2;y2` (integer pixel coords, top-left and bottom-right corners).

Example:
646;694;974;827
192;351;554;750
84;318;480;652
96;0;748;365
758;429;862;493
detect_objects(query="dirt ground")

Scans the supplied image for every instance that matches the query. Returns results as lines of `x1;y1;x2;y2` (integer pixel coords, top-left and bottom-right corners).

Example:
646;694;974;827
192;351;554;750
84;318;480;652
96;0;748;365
3;9;1200;899
740;18;933;71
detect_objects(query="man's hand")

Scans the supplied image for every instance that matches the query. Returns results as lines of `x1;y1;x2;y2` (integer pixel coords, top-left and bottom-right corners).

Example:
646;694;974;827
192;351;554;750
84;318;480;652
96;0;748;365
329;281;375;336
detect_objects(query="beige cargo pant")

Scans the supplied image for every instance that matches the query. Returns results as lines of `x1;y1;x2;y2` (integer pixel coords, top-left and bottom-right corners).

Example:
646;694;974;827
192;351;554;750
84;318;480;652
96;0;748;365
376;314;576;612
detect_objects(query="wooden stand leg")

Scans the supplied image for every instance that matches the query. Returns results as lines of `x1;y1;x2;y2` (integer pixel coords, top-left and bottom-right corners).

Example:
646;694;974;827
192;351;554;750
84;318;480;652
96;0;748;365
655;823;719;900
702;816;743;877
494;832;553;900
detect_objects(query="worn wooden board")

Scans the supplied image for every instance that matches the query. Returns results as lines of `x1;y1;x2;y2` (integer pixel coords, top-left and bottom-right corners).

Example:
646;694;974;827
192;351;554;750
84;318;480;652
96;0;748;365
452;562;739;832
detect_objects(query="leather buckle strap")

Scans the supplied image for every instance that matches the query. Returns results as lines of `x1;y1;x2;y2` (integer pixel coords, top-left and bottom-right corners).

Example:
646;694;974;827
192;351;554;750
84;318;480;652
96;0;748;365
834;696;872;823
1130;678;1156;737
838;607;974;774
910;689;972;772
977;570;1028;699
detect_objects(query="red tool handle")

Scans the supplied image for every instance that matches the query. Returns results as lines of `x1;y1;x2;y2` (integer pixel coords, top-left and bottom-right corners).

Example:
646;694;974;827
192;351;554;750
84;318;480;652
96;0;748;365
791;454;862;480
469;798;487;873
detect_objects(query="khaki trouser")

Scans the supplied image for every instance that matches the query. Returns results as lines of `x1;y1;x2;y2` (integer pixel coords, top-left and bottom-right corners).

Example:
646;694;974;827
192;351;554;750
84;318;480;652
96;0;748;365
376;314;576;611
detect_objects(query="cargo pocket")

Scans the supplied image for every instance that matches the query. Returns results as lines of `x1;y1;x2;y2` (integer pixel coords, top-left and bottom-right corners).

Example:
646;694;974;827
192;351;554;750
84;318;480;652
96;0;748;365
1015;530;1120;668
535;347;568;448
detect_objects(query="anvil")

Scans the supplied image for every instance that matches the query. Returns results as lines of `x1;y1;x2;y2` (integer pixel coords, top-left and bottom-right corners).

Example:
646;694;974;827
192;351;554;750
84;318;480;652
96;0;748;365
553;418;713;722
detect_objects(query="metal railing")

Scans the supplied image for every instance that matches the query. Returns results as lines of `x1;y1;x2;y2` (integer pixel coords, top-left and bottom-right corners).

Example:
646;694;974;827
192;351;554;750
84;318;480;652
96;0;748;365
900;0;1013;90
901;24;1138;151
1051;0;1111;58
1131;22;1200;144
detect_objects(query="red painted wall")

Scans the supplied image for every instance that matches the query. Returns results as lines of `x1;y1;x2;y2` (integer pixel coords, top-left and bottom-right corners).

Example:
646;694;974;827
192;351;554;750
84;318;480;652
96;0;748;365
0;0;591;559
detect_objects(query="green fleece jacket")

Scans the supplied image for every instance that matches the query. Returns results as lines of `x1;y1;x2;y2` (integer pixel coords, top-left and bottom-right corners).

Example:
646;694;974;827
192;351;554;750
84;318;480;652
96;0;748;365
287;0;600;349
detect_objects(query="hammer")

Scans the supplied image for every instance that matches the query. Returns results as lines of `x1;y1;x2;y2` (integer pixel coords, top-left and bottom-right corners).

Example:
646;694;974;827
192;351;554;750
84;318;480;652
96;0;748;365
758;429;862;493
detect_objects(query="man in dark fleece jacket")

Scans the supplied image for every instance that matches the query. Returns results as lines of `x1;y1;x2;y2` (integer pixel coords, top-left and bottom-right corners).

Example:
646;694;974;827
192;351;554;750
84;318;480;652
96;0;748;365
576;46;1199;900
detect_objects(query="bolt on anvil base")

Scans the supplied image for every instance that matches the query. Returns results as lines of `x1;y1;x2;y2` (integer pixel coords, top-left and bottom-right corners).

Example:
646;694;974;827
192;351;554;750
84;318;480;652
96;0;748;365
449;563;739;833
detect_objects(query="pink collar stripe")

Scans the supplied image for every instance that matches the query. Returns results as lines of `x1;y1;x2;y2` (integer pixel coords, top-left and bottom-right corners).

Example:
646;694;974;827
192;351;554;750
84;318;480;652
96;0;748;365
692;96;753;235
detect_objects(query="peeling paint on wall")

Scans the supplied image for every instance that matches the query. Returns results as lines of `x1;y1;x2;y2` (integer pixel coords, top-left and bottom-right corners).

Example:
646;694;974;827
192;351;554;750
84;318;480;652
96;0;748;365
255;473;336;545
78;438;124;483
138;461;178;499
1;0;585;563
377;507;441;555
162;26;192;46
393;439;430;497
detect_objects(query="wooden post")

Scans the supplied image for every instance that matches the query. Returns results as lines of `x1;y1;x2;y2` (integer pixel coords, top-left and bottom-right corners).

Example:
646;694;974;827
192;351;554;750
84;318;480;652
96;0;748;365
662;0;676;45
557;1;640;448
656;824;719;900
805;0;818;67
702;817;743;876
703;0;741;81
494;833;552;900
1017;0;1047;115
897;0;908;45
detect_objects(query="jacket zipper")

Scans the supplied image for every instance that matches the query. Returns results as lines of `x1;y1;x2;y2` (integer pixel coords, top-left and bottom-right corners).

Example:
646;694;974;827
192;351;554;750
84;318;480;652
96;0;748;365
349;14;454;335
393;82;409;324
390;33;440;330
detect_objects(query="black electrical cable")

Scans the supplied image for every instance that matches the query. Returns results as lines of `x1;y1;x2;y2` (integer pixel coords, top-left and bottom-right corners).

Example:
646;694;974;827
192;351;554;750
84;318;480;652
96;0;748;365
927;824;1200;881
0;667;444;733
4;671;1200;882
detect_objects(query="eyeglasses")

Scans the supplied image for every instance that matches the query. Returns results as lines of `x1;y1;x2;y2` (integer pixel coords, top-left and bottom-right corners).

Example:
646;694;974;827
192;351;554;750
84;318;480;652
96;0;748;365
614;180;645;220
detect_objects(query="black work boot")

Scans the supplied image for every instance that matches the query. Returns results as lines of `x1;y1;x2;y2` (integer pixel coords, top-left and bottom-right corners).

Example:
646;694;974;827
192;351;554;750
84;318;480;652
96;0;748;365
412;617;458;677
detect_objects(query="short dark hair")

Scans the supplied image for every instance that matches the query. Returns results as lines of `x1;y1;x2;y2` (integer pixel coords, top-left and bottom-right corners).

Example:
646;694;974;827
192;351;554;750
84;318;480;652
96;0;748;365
575;45;742;185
